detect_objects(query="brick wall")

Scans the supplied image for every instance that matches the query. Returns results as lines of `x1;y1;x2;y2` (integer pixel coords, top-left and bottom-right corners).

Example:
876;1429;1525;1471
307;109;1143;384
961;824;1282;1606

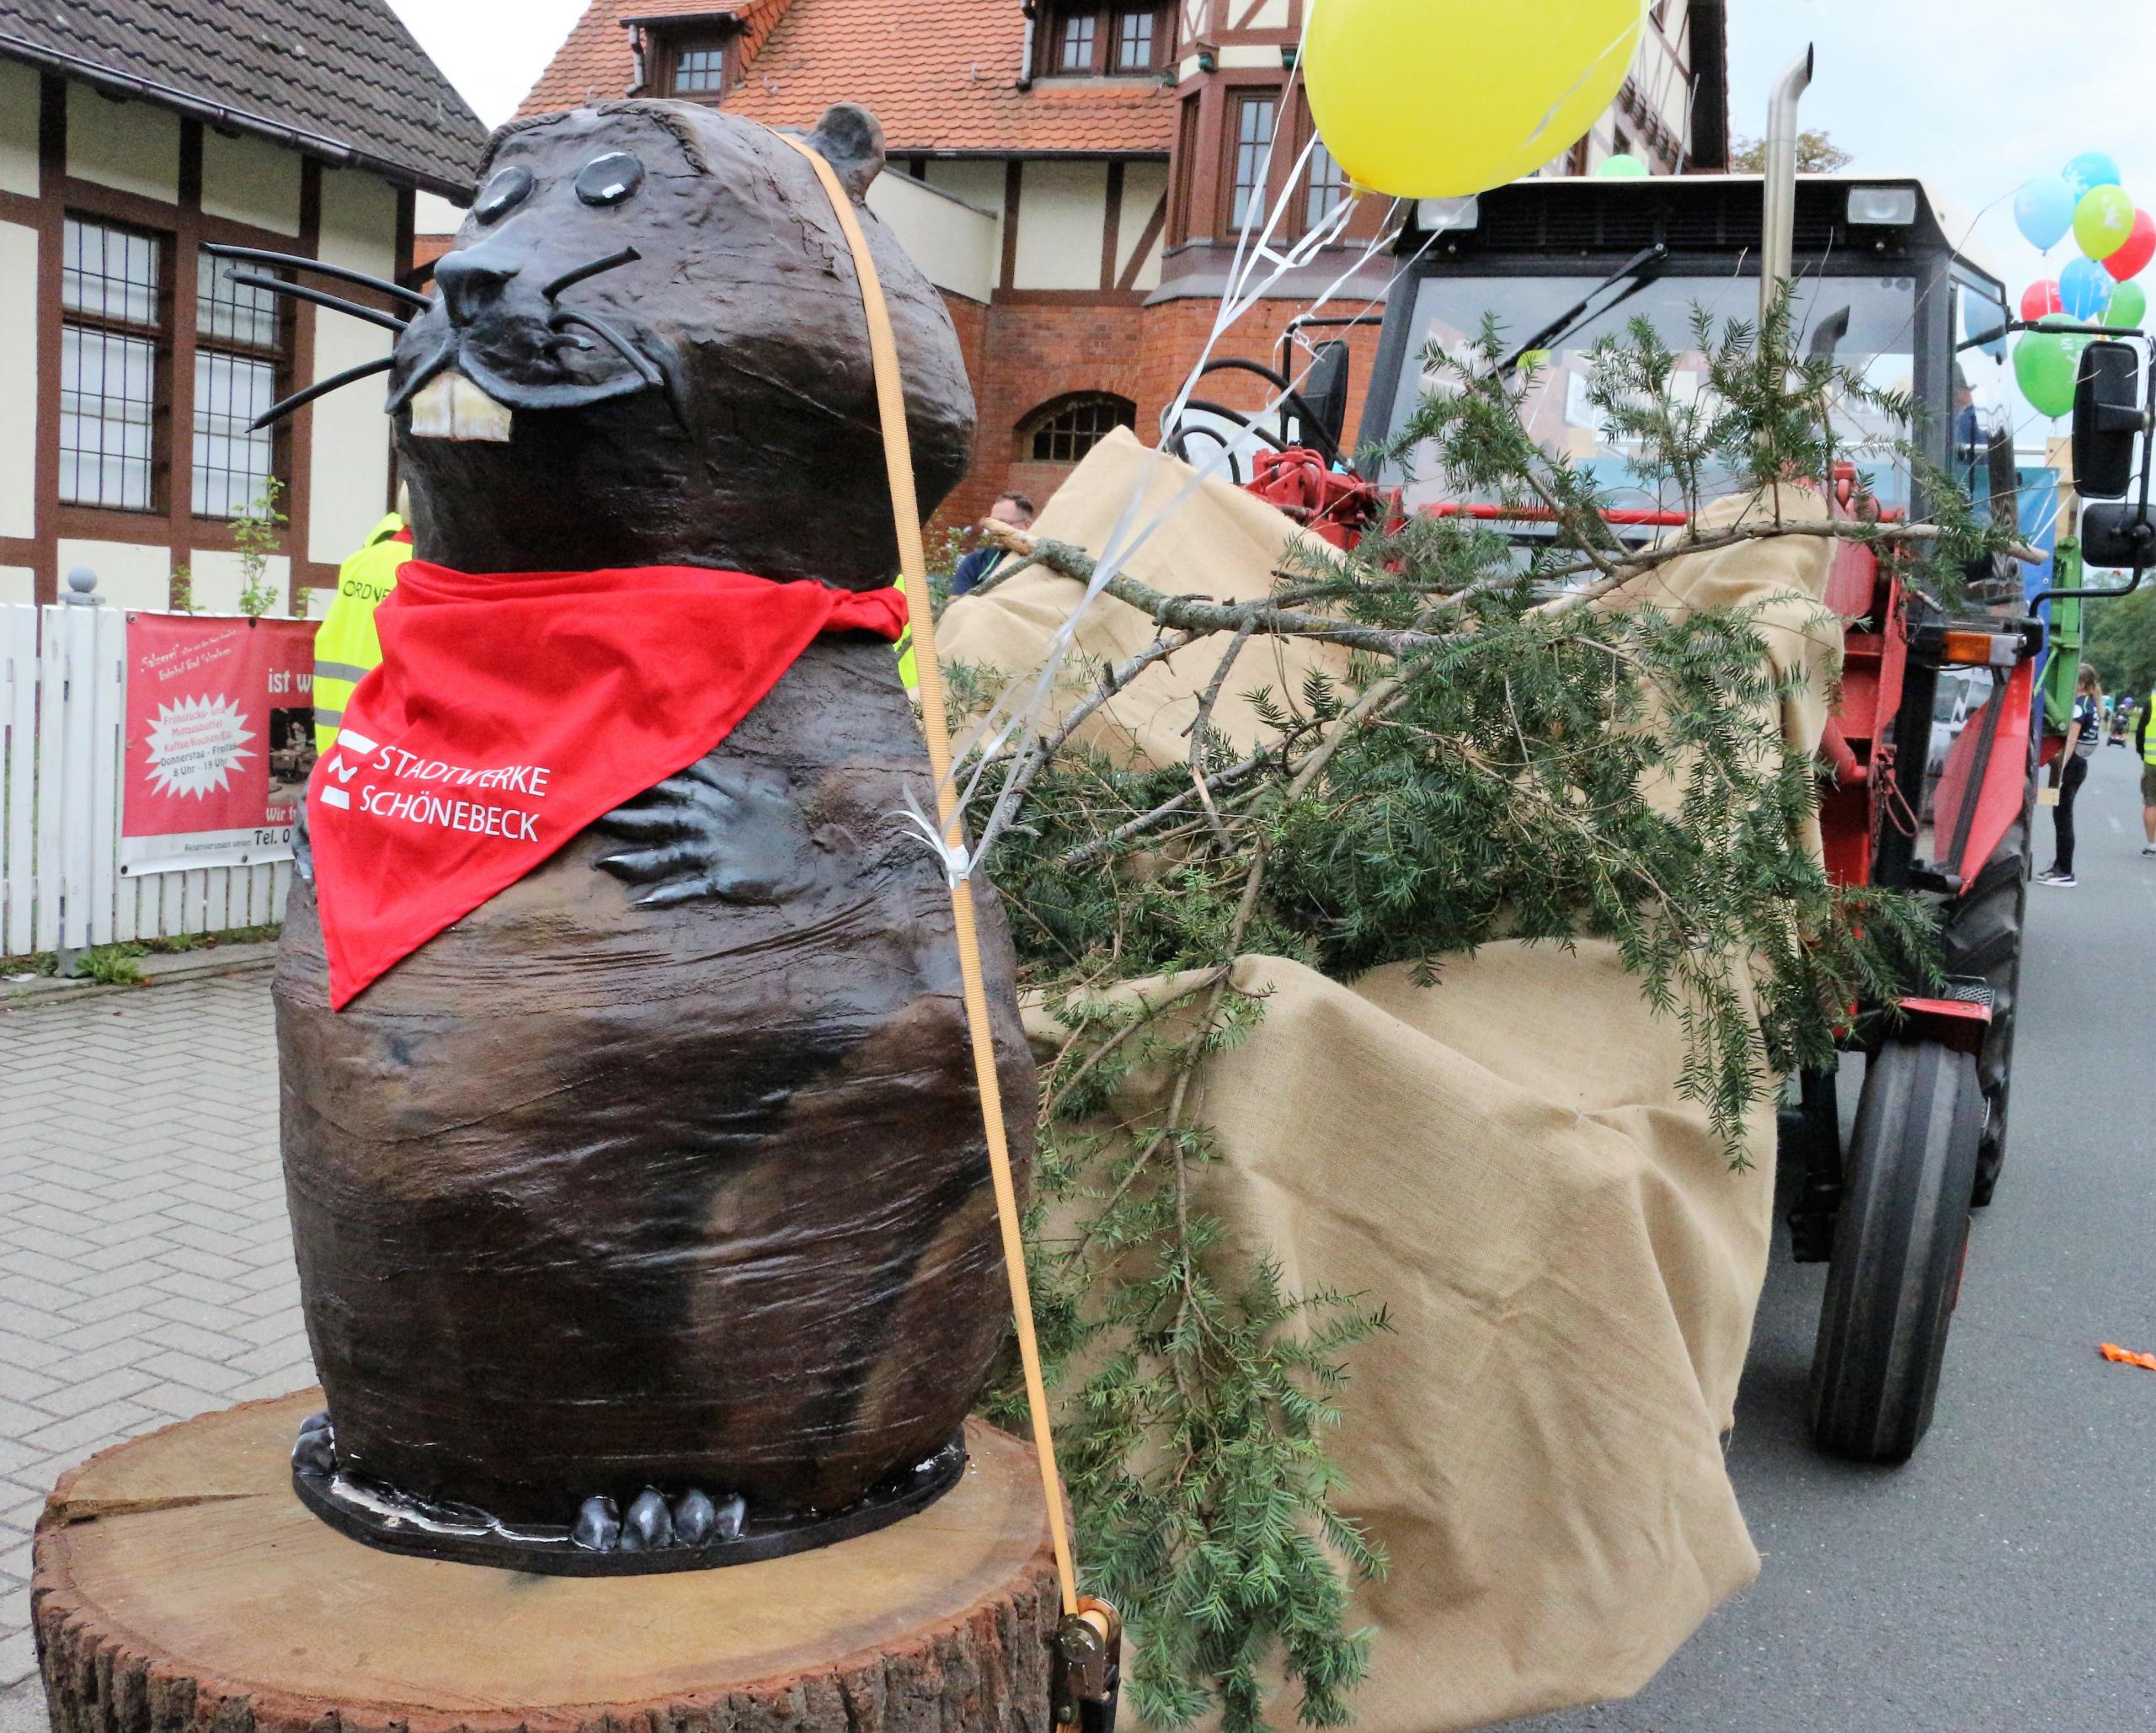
930;290;1390;554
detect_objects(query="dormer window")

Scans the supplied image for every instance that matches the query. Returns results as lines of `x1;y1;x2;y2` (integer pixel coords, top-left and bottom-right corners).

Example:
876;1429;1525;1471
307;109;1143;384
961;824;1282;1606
1059;12;1097;72
1036;4;1171;77
673;43;728;93
1115;10;1157;70
623;12;742;101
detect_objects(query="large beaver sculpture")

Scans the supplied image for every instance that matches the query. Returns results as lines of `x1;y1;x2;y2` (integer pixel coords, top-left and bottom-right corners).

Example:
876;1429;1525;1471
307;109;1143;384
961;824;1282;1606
271;99;1035;1573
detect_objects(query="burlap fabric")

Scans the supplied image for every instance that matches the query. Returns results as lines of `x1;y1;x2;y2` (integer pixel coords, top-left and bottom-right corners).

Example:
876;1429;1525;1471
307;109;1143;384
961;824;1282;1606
942;436;1839;1730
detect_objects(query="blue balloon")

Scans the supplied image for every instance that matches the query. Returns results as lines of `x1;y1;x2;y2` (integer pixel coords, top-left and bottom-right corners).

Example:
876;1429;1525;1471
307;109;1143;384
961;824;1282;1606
2063;150;2123;197
2061;255;2114;320
2015;175;2078;251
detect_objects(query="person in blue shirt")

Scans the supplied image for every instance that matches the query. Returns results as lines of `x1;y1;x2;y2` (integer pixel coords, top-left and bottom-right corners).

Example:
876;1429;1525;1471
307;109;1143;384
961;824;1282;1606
950;491;1037;595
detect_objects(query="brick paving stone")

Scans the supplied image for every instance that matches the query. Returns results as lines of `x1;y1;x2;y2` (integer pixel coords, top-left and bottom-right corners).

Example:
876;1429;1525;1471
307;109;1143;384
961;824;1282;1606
0;973;302;1686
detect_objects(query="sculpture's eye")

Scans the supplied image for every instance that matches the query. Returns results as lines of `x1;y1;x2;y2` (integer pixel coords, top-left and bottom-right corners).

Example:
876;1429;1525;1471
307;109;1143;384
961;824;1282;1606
472;166;534;223
576;153;646;208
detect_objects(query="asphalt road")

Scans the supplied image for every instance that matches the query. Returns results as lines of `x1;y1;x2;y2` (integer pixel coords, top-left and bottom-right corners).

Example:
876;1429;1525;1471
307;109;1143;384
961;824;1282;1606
1513;747;2156;1732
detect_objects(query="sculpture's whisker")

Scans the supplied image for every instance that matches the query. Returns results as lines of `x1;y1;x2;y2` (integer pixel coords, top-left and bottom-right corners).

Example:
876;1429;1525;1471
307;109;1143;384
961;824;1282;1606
543;247;641;301
224;270;410;336
202;243;431;312
248;356;397;431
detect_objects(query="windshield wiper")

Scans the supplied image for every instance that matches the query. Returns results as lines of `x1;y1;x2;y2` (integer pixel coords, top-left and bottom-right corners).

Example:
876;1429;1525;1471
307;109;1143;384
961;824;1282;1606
1497;243;1668;374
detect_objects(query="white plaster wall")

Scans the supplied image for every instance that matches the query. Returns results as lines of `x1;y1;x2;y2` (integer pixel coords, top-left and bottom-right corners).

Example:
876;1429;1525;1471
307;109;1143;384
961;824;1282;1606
414;189;468;242
923;159;1006;286
59;538;171;611
0;566;34;605
1117;163;1170;291
67;83;180;204
867;173;998;303
186;548;291;614
201;131;302;236
0;61;40;198
318;168;399;277
308;170;399;565
0;221;36;541
1217;45;1282;68
921;160;1005;216
1011;161;1109;292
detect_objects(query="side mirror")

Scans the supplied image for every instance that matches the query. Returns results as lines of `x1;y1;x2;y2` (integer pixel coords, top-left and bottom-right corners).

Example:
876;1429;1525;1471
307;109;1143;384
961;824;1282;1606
2072;339;2142;499
2081;500;2156;568
1296;340;1352;455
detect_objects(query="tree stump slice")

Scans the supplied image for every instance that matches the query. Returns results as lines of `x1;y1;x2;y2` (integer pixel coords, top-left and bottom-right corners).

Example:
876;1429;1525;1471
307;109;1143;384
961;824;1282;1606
33;1392;1060;1733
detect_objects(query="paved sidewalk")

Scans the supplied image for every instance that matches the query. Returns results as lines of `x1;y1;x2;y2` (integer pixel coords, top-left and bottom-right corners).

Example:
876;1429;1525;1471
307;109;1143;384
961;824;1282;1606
0;973;309;1687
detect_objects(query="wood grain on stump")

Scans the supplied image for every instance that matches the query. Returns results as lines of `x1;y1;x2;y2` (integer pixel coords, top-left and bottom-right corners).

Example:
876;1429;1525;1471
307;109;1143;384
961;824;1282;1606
33;1392;1059;1733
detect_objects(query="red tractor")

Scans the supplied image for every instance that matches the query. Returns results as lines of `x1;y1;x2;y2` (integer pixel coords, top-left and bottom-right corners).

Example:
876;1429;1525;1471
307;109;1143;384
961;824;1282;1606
1174;170;2073;1463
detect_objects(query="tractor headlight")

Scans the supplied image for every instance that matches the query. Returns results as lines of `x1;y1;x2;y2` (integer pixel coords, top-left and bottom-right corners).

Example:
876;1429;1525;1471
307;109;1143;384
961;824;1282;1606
1847;185;1918;227
1416;196;1480;234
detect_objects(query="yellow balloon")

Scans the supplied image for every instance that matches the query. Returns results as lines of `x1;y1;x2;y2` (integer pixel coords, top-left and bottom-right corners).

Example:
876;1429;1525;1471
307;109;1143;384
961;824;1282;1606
1306;0;1647;200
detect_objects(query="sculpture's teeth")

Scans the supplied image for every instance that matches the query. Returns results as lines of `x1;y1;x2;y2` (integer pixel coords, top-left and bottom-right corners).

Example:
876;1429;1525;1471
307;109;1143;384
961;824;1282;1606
408;370;514;442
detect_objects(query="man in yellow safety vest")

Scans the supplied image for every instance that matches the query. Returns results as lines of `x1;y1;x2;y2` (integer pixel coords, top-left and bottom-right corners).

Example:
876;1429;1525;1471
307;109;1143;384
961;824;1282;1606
315;499;412;753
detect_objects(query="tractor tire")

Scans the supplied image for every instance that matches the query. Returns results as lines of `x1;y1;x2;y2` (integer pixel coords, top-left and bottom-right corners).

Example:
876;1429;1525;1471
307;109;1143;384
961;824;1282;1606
1938;765;2032;1208
1809;1039;1984;1464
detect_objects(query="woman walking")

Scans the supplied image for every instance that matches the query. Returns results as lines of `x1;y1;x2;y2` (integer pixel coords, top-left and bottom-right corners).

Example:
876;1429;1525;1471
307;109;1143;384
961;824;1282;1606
2041;664;2103;887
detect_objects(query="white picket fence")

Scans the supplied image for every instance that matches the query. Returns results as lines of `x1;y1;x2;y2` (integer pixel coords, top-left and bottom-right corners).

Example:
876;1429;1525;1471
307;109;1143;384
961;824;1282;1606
1;598;293;959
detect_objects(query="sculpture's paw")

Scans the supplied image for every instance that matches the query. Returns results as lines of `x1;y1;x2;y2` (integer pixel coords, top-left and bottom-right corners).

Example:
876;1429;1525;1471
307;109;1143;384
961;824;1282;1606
569;1487;744;1552
291;1410;334;1476
594;761;820;907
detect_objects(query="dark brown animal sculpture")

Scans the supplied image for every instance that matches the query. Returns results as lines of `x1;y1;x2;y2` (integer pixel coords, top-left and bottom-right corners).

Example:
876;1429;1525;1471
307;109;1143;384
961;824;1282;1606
269;99;1035;1572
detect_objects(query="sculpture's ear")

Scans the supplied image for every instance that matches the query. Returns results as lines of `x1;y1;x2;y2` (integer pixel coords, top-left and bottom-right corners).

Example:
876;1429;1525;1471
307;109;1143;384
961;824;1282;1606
805;103;885;203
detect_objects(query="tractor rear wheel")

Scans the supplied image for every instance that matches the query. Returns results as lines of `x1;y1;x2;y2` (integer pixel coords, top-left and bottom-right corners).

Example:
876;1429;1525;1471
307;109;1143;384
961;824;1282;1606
1939;771;2032;1207
1809;1038;1983;1464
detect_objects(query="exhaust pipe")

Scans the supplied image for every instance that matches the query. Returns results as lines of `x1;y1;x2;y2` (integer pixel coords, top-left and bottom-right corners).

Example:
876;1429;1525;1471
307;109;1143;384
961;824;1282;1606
1759;45;1815;327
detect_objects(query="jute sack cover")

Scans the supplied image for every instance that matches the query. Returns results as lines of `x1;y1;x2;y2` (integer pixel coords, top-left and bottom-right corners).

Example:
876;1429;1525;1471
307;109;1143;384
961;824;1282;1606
946;439;1841;1730
940;427;1355;765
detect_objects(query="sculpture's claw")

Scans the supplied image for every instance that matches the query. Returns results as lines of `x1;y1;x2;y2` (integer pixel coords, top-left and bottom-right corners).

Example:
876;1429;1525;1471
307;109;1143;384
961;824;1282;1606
291;1412;335;1475
673;1488;717;1546
590;801;690;842
621;1487;675;1550
572;1494;621;1551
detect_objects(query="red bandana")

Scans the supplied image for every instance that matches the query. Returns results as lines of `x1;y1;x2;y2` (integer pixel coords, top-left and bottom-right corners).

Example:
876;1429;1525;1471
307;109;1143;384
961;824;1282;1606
307;561;907;1009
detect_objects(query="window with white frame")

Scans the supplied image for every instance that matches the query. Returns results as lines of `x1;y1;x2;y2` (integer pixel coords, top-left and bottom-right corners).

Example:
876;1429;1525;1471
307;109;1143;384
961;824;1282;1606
1230;94;1278;233
60;218;165;512
1305;136;1349;227
193;250;287;518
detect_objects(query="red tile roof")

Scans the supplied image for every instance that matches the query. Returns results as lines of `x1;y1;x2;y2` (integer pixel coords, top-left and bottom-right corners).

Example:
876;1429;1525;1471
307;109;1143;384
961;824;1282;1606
518;0;1176;157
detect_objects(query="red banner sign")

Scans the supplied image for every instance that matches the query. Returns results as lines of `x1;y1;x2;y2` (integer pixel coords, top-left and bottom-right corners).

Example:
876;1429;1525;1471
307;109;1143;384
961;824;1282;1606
120;613;318;876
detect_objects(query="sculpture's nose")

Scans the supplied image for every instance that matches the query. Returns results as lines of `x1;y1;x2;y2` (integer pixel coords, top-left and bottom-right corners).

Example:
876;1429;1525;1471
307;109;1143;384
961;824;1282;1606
435;250;520;328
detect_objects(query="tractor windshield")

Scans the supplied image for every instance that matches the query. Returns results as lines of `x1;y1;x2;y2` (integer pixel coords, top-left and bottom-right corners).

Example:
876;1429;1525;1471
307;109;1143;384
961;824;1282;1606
1380;269;1921;520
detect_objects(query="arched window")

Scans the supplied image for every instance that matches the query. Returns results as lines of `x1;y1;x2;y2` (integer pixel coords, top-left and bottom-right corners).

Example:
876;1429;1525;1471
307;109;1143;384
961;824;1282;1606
1020;392;1136;465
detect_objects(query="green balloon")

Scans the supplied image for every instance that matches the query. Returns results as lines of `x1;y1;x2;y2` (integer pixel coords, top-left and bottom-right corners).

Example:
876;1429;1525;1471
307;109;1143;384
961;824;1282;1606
1597;152;1649;179
2074;184;2135;260
2014;331;2084;419
2105;279;2148;328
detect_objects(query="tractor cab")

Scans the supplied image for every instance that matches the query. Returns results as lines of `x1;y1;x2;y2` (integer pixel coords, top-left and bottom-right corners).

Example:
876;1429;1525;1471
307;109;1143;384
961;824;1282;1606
1357;173;2017;551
